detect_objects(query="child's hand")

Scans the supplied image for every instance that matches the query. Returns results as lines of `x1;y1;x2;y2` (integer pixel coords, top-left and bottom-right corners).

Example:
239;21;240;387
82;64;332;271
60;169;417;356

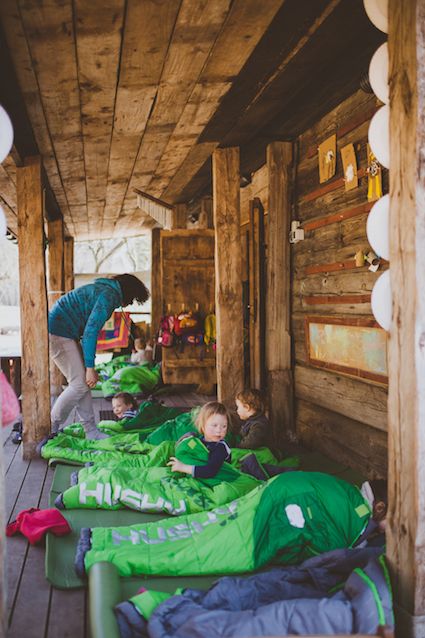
167;457;192;475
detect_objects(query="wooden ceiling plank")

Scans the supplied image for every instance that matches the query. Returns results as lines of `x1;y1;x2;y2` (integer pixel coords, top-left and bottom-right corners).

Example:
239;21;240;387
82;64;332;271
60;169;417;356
17;0;86;232
74;0;124;237
100;0;181;238
146;0;285;200
111;0;232;231
0;0;74;234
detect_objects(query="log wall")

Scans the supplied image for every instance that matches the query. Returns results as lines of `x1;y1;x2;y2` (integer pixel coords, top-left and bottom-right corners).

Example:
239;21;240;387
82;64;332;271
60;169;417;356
293;89;388;478
239;89;388;478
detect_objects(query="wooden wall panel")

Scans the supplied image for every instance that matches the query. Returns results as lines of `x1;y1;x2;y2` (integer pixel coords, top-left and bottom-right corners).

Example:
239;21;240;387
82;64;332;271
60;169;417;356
292;89;389;471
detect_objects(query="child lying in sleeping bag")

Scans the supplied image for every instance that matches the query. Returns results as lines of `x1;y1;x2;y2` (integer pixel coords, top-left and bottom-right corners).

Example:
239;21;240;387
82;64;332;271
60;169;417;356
114;547;393;638
75;472;386;579
55;433;259;515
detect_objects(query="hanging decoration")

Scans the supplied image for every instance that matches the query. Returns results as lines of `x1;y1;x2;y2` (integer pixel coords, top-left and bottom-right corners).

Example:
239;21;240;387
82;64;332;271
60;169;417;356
366;144;383;202
340;143;358;191
366;194;389;261
0;105;14;164
371;270;391;331
363;0;388;34
318;134;336;183
369;42;389;104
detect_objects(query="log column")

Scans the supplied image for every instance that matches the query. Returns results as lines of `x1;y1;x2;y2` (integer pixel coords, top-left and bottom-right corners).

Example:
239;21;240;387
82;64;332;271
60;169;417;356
266;142;295;444
47;218;64;396
17;156;50;458
151;228;162;336
387;2;425;635
212;147;244;405
64;237;74;292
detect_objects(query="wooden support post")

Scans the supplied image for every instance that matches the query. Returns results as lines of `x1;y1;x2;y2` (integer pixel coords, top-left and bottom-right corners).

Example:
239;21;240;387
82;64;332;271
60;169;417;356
47;218;64;396
212;147;244;406
248;198;266;391
172;203;187;229
64;237;74;292
17;157;50;458
266;142;295;445
151;228;162;336
387;2;425;635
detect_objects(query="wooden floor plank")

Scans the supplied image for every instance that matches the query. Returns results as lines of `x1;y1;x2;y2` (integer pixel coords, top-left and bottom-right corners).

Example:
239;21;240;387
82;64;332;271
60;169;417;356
47;588;87;638
4;449;30;523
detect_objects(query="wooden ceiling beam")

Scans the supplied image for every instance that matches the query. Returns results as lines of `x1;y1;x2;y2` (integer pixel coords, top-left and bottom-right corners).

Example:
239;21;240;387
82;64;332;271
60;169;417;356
0;18;62;223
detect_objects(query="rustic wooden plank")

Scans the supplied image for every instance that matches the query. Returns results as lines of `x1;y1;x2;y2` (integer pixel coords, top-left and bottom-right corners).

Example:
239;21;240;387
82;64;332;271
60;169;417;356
150;228;162;338
147;0;284;199
297;398;387;479
266;142;294;441
17;157;50;458
248;198;266;390
386;1;425;633
295;364;388;432
0;0;76;236
101;0;181;236
74;0;124;236
47;218;65;396
212;147;244;405
303;202;373;231
302;294;371;305
64;237;74;293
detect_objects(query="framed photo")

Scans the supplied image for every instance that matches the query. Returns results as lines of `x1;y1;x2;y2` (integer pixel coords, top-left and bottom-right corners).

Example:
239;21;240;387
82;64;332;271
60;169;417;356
305;316;388;384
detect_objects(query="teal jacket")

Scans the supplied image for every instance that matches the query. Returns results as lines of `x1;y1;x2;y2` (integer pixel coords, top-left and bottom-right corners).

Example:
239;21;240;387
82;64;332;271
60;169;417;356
48;278;122;367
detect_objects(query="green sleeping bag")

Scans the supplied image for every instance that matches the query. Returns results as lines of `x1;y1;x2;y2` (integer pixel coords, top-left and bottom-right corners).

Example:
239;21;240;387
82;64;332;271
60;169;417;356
57;435;259;514
101;363;161;397
79;472;371;578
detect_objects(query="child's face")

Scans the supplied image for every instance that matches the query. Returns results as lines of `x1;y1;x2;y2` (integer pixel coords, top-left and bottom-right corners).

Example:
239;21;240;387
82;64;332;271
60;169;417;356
203;413;228;442
112;397;131;419
236;399;255;420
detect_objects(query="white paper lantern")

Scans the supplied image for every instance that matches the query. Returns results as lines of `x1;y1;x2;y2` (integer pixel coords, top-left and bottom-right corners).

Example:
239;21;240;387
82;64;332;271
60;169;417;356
363;0;388;33
367;194;389;260
368;105;390;169
369;42;389;104
0;106;13;164
371;269;391;331
0;205;6;238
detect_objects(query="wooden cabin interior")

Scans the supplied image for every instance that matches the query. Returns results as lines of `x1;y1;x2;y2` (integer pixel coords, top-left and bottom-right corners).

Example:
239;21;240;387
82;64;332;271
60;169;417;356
0;0;424;636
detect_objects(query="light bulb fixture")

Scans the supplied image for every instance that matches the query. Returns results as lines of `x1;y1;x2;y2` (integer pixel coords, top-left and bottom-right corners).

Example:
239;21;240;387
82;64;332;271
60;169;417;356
0;105;13;164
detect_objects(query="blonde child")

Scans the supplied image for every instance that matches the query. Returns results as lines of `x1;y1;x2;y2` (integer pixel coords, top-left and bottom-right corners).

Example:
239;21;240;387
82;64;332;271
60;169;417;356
235;388;272;450
112;392;138;420
167;401;231;479
130;338;153;365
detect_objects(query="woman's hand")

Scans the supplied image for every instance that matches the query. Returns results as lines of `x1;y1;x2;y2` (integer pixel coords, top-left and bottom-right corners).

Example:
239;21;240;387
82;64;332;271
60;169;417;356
167;457;193;475
86;367;99;388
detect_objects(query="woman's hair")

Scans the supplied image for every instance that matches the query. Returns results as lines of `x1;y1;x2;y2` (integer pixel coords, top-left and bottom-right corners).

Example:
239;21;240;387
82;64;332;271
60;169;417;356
112;392;138;410
195;401;230;435
235;388;264;414
113;274;150;306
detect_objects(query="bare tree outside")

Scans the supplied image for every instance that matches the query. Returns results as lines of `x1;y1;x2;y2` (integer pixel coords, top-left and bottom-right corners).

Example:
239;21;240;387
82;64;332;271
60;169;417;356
75;235;150;274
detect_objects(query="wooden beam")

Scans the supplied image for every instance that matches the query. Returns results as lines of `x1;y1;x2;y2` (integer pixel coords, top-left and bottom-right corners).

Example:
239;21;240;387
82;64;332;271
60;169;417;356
172;203;187;230
17;157;50;458
212;147;244;405
266;141;295;443
47;218;65;396
248;198;266;390
63;237;74;293
387;1;425;635
150;228;162;337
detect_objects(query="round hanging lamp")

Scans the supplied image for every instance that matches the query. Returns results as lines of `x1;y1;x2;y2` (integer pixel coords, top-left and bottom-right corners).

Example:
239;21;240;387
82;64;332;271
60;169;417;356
363;0;388;33
371;269;391;331
0;106;14;164
368;105;390;169
369;42;389;104
367;194;389;261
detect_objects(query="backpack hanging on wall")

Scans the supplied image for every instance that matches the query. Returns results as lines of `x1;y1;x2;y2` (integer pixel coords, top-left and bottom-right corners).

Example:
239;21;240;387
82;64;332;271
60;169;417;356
157;315;175;347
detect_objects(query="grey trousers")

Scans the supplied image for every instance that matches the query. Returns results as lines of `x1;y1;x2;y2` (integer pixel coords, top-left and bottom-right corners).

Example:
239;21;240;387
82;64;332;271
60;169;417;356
49;334;96;433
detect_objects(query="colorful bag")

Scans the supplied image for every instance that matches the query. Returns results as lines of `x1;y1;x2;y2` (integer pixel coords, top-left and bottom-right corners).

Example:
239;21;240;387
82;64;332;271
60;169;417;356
157;315;174;347
0;370;20;427
204;313;216;346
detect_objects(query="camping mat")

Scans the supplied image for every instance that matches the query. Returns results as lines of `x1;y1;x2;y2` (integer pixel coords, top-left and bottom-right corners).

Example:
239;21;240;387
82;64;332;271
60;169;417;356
46;464;167;589
46;451;366;590
89;561;218;638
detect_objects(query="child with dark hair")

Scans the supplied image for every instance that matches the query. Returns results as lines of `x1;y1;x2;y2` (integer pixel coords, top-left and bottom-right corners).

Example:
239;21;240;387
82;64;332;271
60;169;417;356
49;275;149;438
112;392;138;420
235;389;272;450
